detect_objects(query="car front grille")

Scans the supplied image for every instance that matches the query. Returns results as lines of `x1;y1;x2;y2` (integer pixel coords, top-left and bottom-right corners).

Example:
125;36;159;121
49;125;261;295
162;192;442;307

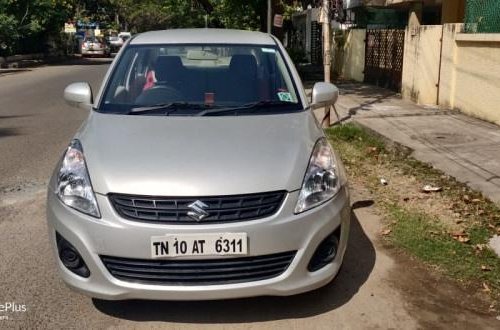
100;251;296;285
108;191;286;224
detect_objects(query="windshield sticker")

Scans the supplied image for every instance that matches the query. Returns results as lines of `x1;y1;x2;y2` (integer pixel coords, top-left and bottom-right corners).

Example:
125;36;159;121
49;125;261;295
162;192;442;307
262;48;276;53
277;92;293;102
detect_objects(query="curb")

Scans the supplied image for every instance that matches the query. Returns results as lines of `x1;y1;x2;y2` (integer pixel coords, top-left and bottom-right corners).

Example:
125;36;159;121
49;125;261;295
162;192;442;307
0;54;79;69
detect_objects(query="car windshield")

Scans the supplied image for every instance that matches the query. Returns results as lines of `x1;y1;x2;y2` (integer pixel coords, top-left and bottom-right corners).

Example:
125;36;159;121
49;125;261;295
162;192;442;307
99;44;302;115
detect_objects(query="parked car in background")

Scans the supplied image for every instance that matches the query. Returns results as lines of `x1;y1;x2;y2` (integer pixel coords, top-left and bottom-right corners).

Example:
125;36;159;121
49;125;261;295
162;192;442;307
109;32;132;53
108;36;123;53
118;32;132;42
49;29;350;301
81;36;110;57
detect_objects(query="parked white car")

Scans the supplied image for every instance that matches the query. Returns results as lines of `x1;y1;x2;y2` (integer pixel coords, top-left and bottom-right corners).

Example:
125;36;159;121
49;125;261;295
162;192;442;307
48;29;350;301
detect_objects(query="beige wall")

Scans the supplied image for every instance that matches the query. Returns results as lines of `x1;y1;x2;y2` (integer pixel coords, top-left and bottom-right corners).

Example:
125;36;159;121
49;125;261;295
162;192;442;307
402;25;442;104
437;23;462;109
440;30;500;125
338;29;366;82
401;22;500;125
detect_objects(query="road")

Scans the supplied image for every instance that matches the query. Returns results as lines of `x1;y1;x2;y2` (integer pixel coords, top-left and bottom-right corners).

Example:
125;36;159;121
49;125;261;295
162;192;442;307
0;59;497;329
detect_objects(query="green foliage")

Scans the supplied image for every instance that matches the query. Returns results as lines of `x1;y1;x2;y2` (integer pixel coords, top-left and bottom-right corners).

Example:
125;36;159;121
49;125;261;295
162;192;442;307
0;0;276;56
0;0;72;55
128;0;206;33
104;0;270;33
387;205;500;291
326;123;385;151
211;0;266;31
0;13;19;54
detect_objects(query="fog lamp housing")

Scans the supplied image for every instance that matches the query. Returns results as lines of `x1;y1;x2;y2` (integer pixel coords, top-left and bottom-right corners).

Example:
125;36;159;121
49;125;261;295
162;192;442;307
308;227;341;272
56;232;90;278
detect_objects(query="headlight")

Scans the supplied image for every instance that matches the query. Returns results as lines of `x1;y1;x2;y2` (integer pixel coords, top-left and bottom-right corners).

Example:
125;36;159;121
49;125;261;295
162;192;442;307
55;140;100;218
295;138;344;214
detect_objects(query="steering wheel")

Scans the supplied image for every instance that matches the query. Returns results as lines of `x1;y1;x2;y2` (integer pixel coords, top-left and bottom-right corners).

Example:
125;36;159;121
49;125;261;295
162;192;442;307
135;85;184;104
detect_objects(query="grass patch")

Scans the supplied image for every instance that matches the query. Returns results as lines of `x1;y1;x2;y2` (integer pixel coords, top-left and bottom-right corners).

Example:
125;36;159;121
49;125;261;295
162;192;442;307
387;205;500;288
327;123;500;300
327;124;385;151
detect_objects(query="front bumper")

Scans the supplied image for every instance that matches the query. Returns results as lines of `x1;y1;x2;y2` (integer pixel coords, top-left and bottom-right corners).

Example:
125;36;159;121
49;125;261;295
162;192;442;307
46;187;351;300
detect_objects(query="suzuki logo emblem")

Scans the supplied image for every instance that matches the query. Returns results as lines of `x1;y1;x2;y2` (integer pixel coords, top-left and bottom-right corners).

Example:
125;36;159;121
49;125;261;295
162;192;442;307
187;200;210;221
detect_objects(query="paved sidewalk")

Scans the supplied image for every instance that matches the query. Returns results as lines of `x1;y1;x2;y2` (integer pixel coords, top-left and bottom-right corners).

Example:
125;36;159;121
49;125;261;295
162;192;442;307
331;83;500;205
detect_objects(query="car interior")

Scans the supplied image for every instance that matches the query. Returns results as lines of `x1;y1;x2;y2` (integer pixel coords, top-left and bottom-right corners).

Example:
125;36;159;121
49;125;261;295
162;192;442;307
106;46;297;108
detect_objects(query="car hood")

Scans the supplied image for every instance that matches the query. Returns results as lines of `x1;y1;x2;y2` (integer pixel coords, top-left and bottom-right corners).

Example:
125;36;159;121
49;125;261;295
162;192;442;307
77;111;323;196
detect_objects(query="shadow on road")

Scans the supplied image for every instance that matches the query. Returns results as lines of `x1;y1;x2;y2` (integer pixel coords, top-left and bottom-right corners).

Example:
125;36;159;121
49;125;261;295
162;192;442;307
0;115;36;139
0;127;22;138
0;114;35;120
93;210;376;323
336;83;397;118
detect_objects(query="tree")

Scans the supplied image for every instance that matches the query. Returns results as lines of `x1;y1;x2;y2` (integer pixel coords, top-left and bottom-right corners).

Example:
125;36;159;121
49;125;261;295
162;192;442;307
131;0;206;32
0;0;73;55
211;0;265;31
0;0;312;57
104;0;207;33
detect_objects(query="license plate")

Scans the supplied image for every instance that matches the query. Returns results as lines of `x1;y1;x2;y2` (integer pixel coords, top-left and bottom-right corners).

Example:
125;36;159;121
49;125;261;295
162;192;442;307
151;233;248;258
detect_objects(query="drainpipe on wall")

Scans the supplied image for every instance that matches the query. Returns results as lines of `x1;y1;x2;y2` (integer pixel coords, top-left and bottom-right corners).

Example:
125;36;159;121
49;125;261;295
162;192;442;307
436;24;445;106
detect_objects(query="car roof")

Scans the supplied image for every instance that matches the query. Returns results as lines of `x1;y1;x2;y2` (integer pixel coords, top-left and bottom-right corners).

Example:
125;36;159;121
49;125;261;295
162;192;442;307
130;29;276;46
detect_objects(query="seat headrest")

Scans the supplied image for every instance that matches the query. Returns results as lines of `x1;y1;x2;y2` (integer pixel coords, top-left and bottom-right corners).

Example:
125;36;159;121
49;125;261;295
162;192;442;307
154;56;184;82
229;55;257;76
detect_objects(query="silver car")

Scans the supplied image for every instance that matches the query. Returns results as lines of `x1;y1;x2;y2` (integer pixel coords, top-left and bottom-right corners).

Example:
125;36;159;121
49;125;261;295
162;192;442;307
81;36;110;57
47;29;351;300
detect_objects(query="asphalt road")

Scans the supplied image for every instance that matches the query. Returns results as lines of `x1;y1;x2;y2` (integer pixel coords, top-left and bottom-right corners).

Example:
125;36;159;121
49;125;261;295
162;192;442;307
0;59;497;329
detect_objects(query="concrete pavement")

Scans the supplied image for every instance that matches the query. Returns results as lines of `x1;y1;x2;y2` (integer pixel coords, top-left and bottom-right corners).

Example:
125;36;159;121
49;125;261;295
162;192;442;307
333;83;500;205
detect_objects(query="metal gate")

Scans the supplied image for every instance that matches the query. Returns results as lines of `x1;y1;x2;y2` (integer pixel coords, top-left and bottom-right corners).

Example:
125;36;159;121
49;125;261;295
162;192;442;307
364;29;405;92
311;22;323;65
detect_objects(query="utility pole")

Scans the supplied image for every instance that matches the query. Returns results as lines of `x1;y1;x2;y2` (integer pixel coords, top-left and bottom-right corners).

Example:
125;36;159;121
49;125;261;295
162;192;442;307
267;0;272;33
319;0;333;127
322;0;332;83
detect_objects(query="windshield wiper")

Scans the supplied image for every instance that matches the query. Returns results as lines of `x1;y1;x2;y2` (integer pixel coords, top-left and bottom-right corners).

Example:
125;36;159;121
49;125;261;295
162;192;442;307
196;100;296;116
127;102;208;115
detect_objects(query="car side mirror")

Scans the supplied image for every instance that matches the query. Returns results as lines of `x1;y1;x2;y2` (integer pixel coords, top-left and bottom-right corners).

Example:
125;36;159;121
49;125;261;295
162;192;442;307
64;82;93;110
311;82;339;109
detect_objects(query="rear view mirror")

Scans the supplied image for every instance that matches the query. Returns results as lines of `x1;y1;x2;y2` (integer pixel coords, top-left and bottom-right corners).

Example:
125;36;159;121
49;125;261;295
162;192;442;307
64;82;93;110
311;82;339;108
